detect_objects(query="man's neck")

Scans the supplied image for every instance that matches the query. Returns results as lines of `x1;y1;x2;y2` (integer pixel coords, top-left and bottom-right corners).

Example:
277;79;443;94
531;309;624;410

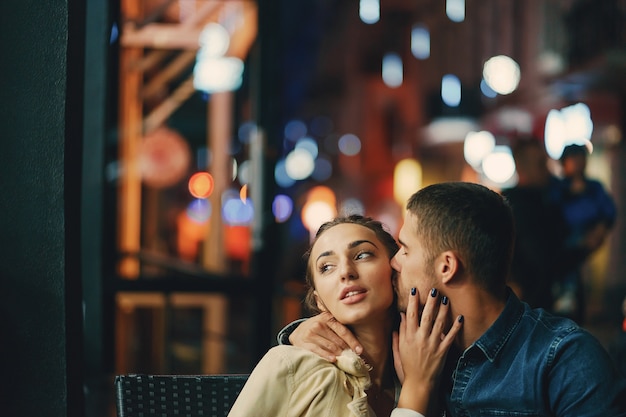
450;286;507;350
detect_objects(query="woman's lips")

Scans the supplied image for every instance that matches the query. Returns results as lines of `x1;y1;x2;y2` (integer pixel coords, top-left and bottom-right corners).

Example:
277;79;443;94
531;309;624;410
341;289;367;304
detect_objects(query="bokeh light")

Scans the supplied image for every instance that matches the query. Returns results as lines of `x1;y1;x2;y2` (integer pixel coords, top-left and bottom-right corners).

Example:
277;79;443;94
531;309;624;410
359;0;380;24
222;193;254;225
198;23;230;57
393;158;422;207
481;146;516;184
295;137;319;158
312;156;333;181
480;79;498;98
464;130;496;168
308;185;337;207
188;172;214;198
238;159;251;185
544;103;594;160
483;55;521;95
302;201;337;236
274;158;296;188
186;198;211;223
284;119;307;142
411;24;430;59
272;194;293;223
441;74;461;107
193;56;244;93
338;133;362;156
382;53;403;88
301;186;337;235
238;121;257;144
446;0;465;22
339;198;365;216
285;148;315;180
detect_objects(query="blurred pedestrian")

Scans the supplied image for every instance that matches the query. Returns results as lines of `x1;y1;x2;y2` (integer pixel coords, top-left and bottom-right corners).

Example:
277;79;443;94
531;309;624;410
501;138;569;311
550;143;617;324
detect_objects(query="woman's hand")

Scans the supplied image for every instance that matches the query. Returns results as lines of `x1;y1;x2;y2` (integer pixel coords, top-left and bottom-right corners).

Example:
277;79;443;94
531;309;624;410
392;288;463;413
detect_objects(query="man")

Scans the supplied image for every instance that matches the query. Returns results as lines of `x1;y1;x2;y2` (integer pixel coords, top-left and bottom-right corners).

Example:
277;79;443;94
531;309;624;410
279;182;626;416
549;144;617;323
501;138;571;311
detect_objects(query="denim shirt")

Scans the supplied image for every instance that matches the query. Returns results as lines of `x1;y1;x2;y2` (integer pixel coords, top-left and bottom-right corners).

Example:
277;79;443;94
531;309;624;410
443;290;626;417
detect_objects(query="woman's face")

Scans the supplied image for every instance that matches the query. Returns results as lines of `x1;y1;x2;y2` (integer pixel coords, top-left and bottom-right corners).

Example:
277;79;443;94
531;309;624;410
310;223;395;326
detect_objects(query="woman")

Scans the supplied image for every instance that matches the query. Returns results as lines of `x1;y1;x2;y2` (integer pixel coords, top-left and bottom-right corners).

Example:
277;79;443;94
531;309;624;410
228;215;458;416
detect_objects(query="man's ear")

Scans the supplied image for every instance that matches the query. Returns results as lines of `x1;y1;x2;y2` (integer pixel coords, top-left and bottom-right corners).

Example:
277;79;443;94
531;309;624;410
436;250;459;284
314;291;328;312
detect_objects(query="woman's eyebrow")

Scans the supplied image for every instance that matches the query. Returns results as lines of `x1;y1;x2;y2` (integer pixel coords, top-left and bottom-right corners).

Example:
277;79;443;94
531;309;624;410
315;240;378;263
348;239;378;249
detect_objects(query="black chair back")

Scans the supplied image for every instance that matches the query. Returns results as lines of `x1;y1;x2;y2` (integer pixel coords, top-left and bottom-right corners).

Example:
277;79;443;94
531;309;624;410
114;374;248;417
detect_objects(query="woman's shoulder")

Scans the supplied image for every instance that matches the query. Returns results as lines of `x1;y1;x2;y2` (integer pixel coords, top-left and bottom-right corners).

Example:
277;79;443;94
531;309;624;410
263;344;340;371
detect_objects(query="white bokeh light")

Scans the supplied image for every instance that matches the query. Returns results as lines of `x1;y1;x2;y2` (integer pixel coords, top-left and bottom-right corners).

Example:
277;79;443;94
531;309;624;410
198;23;230;57
464;130;496;168
382;53;403;88
446;0;465;22
544;109;567;160
544;103;594;159
285;148;315;180
359;0;380;24
193;56;243;93
411;24;430;59
481;146;516;184
295;137;319;159
483;55;521;95
441;74;461;107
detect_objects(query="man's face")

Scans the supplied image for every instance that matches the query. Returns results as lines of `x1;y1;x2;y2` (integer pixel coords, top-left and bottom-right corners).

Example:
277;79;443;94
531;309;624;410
391;211;438;312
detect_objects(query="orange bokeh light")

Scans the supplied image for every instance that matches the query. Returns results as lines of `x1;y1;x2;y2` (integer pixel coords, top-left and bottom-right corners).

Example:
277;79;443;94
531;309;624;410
188;172;215;198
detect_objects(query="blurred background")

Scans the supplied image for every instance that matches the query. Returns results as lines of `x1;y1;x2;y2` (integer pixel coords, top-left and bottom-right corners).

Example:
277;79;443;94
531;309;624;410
2;0;626;416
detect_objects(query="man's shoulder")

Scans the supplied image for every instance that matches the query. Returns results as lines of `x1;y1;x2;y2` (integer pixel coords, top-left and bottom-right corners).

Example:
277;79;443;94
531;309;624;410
519;309;606;351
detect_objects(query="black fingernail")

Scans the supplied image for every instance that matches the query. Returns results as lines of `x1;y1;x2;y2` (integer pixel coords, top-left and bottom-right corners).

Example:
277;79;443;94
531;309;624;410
411;287;416;296
430;288;437;297
458;315;464;323
441;296;448;305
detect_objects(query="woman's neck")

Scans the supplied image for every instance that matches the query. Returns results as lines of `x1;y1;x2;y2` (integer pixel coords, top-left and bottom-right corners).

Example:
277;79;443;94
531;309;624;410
351;314;397;416
351;316;394;388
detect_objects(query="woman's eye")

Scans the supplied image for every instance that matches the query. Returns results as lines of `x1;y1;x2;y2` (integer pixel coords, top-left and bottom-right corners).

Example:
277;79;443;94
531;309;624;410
355;251;372;260
319;264;332;273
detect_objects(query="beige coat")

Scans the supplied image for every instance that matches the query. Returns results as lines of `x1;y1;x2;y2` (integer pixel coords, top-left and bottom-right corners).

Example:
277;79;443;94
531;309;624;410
228;345;376;417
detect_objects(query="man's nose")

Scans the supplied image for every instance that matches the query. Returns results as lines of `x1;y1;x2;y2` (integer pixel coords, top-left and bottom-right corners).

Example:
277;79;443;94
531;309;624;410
390;253;400;271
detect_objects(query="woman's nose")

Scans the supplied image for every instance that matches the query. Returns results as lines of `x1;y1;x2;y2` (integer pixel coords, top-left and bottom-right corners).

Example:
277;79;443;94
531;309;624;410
339;261;357;280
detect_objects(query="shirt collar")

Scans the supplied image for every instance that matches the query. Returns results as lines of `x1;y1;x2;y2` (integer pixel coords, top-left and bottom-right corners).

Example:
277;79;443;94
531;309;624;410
471;288;524;362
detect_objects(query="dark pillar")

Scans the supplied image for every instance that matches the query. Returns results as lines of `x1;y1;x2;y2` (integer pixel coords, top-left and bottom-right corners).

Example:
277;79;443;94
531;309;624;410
249;0;283;361
0;0;86;415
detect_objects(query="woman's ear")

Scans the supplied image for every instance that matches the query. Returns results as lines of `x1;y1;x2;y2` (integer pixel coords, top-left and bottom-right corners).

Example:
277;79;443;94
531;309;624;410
437;251;459;284
314;291;328;312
